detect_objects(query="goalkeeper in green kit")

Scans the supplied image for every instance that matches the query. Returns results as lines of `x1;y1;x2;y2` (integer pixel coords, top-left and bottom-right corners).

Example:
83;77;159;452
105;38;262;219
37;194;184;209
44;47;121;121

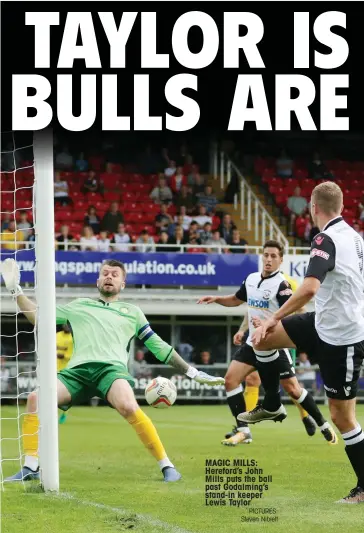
1;258;225;483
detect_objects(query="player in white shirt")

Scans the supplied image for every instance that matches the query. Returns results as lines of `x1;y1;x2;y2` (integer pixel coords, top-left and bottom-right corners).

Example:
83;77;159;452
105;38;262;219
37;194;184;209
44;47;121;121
244;182;364;504
198;240;337;446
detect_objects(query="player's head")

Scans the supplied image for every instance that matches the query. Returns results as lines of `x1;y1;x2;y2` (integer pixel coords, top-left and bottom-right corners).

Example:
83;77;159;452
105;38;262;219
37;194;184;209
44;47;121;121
310;182;343;228
262;240;284;276
97;259;126;297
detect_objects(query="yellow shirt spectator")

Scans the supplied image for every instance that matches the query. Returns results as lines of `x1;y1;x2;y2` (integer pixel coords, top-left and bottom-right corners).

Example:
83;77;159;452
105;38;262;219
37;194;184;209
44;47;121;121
56;325;73;372
0;227;25;250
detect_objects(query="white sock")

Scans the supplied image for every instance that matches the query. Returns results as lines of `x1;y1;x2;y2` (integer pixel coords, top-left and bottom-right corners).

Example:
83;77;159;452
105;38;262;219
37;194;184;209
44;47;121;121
24;455;39;471
319;422;330;431
237;427;251;435
158;457;174;471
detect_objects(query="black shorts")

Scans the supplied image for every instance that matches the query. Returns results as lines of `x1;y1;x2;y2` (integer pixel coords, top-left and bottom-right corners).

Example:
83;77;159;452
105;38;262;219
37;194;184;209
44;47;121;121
232;343;295;380
281;312;364;400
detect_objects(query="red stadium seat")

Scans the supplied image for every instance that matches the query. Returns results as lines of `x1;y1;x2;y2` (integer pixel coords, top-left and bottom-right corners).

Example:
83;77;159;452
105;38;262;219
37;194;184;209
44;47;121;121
100;173;121;189
86;192;104;203
71;211;86;222
55;210;73;222
104;192;121;203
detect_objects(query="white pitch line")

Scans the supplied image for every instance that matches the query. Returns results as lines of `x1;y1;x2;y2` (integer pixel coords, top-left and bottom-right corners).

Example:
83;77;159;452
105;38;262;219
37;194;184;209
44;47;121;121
48;492;198;533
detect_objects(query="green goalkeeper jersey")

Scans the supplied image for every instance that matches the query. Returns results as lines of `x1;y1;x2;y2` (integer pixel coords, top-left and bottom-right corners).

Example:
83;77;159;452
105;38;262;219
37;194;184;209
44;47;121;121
56;298;173;369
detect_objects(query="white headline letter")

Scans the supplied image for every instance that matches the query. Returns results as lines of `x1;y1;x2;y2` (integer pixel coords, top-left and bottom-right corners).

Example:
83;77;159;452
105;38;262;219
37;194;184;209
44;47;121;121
276;75;316;130
134;75;162;130
25;12;60;68
141;13;169;68
57;75;96;131
228;75;272;130
320;74;349;130
172;11;219;69
314;11;348;69
224;12;265;68
102;75;131;130
98;12;138;68
165;74;200;131
294;12;310;68
12;75;52;130
58;13;101;68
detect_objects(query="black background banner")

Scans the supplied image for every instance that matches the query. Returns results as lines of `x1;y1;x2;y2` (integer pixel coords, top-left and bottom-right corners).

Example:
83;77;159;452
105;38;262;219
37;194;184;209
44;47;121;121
1;2;363;135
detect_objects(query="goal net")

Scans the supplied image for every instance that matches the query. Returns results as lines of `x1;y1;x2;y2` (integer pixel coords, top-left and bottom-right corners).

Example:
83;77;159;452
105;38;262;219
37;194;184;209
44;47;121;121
1;130;59;491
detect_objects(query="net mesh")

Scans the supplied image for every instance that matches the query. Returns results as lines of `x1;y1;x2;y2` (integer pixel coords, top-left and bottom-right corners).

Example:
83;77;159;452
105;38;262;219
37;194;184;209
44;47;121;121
1;131;39;488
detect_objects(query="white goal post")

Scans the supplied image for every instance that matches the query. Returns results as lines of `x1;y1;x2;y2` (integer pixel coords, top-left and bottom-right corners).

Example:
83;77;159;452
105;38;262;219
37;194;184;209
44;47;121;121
33;129;59;492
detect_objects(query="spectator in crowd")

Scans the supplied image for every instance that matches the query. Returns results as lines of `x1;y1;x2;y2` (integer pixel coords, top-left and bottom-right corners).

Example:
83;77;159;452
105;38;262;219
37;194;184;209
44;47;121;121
218;214;236;242
186;232;202;253
155;203;173;234
16;211;32;239
175;186;196;214
353;221;364;239
55;146;73;170
198;185;218;214
149;175;173;204
101;202;124;233
82;170;104;195
1;213;11;231
200;222;213;244
188;221;200;239
301;213;319;243
205;230;228;253
177;341;194;362
170;167;187;194
0;220;25;250
75;152;88;172
84;205;101;235
307;152;332;180
168;215;185;237
194;350;214;365
80;226;98;251
54;172;72;206
276;148;293;178
155;231;170;252
26;228;36;249
195;205;212;228
358;195;364;221
55;224;75;251
187;164;200;185
296;352;316;392
97;230;112;252
135;229;155;252
175;206;192;231
164;160;177;178
287;187;308;235
168;225;187;252
192;173;205;196
132;350;152;379
111;223;131;252
228;228;248;253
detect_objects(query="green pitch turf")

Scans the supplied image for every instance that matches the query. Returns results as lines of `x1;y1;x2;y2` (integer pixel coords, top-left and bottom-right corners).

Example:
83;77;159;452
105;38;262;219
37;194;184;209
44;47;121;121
1;404;364;533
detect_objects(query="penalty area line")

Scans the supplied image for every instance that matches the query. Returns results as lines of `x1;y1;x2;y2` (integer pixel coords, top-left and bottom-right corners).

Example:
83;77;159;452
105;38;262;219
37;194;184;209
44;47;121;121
47;491;197;533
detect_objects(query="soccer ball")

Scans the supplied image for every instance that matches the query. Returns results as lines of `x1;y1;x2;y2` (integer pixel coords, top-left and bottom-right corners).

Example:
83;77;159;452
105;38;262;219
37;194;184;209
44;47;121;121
145;377;177;408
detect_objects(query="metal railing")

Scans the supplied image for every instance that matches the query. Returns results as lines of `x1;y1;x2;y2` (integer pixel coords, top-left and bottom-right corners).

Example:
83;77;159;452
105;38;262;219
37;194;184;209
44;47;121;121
212;148;289;249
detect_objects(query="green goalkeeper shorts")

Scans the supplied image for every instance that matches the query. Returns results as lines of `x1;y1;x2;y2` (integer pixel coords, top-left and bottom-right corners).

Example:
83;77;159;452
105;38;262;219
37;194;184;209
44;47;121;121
57;362;135;411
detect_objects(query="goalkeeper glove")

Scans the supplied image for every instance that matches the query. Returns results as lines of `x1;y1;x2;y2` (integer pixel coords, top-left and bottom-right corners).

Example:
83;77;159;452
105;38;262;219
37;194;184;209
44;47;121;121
186;366;225;386
0;258;23;298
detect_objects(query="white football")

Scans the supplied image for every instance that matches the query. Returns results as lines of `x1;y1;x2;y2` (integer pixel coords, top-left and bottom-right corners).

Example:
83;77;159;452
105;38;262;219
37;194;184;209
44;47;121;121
145;377;177;408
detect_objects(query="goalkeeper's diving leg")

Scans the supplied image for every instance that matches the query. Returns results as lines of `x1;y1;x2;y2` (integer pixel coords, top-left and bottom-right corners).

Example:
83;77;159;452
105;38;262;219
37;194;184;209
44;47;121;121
4;381;72;482
5;378;181;483
106;378;181;482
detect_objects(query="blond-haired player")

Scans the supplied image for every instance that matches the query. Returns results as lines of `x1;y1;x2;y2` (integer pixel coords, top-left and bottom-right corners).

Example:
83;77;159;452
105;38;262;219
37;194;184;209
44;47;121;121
244;182;364;503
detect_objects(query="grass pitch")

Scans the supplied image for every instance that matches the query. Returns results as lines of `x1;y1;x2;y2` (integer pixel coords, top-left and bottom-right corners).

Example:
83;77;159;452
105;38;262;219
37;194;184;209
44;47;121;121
1;404;363;533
